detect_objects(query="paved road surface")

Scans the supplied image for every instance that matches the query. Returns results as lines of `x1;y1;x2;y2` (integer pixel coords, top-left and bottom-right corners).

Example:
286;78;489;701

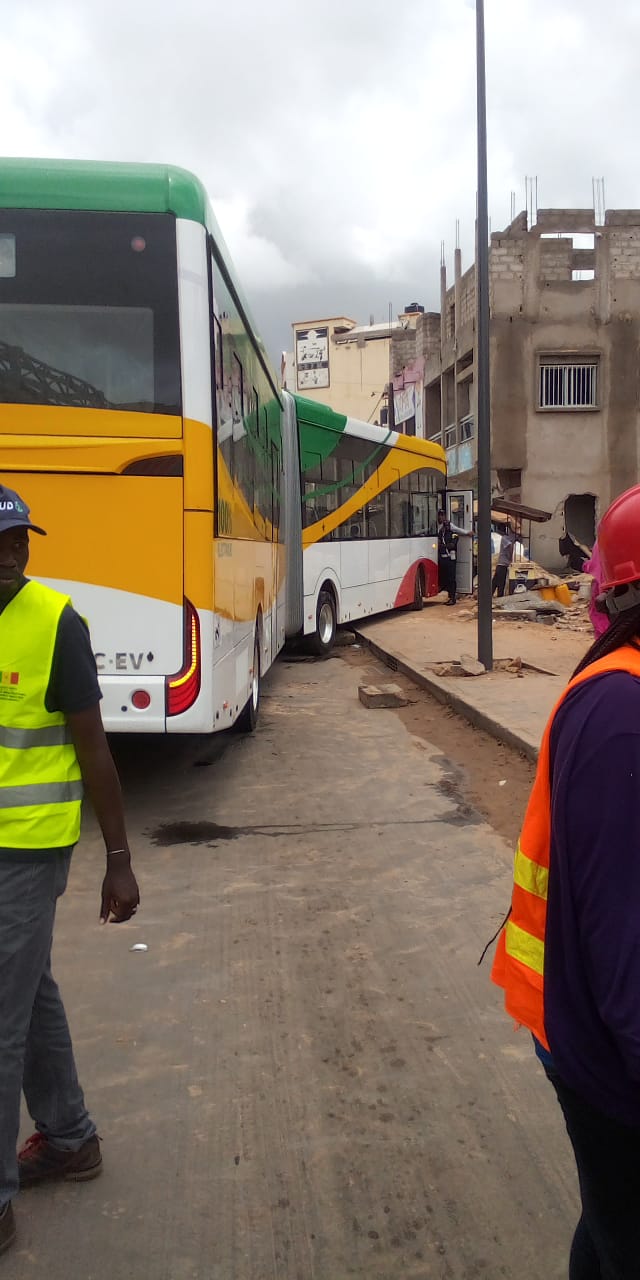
7;652;576;1279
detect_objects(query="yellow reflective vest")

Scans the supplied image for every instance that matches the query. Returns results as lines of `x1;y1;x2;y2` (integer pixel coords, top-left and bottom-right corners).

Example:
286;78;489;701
0;580;83;850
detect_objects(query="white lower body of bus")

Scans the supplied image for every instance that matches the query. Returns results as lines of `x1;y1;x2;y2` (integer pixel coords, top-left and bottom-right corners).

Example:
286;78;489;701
39;575;285;735
300;538;439;652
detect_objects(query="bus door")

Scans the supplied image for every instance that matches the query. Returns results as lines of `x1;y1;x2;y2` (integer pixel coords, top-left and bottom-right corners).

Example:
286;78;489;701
446;490;474;595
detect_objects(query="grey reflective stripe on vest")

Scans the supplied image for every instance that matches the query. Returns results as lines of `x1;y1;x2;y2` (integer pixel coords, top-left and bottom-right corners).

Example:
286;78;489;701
0;780;83;808
0;724;72;749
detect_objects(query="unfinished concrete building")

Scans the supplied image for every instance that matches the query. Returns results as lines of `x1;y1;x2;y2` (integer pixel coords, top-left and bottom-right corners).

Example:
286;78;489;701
392;207;640;570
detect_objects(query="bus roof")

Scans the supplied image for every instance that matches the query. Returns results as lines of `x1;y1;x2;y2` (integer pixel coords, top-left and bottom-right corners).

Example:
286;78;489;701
292;394;447;468
0;157;212;222
0;157;280;397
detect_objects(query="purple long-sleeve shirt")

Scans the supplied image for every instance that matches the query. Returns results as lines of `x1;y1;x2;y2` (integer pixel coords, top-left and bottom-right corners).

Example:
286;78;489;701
543;669;640;1126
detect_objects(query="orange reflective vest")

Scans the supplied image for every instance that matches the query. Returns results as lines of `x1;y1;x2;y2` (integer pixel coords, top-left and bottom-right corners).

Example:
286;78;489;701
491;644;640;1051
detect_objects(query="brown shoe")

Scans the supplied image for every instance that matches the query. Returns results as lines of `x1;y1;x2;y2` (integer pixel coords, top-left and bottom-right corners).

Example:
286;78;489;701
18;1133;102;1187
0;1204;16;1255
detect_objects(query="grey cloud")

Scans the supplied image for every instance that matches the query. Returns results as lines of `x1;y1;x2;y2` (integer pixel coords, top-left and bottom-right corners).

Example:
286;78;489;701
3;0;640;362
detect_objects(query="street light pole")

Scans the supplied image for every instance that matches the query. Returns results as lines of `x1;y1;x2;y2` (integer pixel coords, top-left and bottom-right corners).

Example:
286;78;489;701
476;0;493;670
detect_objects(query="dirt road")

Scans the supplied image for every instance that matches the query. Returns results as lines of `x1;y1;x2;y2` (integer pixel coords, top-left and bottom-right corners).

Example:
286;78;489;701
8;651;575;1279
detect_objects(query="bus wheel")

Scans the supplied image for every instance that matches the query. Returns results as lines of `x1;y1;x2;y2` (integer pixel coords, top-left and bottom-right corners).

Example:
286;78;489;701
310;588;337;657
413;565;425;611
236;631;261;732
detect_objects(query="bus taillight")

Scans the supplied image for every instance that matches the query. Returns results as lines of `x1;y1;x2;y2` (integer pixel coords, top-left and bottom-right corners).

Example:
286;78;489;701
165;599;201;717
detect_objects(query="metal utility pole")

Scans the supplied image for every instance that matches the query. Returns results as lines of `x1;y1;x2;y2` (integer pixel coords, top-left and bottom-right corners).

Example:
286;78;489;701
476;0;493;670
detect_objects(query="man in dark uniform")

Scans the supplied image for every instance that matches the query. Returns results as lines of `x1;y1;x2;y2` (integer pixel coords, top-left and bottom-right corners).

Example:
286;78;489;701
437;509;471;606
0;485;140;1256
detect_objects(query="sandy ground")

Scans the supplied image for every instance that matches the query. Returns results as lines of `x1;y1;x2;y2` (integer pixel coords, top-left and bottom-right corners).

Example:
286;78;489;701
380;599;591;680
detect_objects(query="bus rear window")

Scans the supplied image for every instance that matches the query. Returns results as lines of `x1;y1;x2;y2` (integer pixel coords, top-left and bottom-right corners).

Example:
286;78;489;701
0;210;181;417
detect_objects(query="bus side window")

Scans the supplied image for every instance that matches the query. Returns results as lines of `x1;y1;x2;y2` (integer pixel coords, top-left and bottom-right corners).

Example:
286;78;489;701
345;509;365;540
427;493;440;535
231;353;244;424
271;443;281;534
213;314;223;389
366;492;389;538
253;401;273;534
216;311;235;513
231;353;254;515
302;454;323;527
409;469;432;535
246;388;259;522
389;473;410;537
320;455;338;526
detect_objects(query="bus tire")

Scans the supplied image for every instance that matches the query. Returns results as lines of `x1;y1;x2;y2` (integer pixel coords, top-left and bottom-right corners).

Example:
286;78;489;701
236;630;261;733
309;588;337;657
413;565;425;610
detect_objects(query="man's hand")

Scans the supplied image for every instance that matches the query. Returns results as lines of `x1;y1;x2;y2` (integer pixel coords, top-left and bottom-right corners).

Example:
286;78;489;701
100;850;140;924
66;706;141;924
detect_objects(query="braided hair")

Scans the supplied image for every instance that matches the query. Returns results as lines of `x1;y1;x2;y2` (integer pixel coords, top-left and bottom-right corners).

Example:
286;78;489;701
572;601;640;677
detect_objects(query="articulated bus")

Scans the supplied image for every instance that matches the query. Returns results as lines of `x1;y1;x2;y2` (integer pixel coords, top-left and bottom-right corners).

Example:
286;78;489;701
0;158;447;734
283;394;448;654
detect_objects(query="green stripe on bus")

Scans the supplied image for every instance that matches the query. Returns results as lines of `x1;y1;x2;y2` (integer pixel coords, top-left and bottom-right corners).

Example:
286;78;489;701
294;395;349;471
300;440;391;504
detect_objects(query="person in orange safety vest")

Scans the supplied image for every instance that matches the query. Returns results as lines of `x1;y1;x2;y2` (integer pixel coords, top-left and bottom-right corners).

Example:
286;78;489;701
491;482;640;1280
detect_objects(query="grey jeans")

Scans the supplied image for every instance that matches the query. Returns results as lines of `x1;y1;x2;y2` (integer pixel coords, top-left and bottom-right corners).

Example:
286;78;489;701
0;850;95;1207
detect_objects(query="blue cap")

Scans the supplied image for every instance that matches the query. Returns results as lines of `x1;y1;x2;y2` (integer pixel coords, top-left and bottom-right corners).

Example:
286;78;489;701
0;485;46;536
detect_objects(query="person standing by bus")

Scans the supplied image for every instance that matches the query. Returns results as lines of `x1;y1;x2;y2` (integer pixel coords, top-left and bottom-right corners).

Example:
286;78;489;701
0;485;139;1257
437;509;470;606
491;519;517;598
491;482;640;1277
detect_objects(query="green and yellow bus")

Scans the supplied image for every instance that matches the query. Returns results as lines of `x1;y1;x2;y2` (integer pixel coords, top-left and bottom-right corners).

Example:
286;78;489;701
0;158;447;733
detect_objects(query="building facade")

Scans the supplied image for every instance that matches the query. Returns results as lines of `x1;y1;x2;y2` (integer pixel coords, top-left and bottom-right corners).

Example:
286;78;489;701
392;207;640;569
284;311;424;430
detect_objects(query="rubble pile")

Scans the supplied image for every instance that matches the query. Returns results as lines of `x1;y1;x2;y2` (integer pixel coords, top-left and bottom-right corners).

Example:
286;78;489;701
493;590;592;630
457;571;595;632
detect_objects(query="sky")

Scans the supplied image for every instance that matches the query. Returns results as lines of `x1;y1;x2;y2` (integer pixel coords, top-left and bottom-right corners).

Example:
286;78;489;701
3;0;640;364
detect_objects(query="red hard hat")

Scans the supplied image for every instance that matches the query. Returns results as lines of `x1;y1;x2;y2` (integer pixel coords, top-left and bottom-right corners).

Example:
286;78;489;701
598;483;640;590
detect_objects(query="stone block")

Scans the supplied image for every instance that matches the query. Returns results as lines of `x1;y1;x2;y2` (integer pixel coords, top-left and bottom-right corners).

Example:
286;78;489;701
459;654;486;677
333;630;358;647
358;683;409;709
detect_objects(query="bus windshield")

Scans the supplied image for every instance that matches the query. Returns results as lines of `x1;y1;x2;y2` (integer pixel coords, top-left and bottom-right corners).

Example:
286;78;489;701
0;209;181;419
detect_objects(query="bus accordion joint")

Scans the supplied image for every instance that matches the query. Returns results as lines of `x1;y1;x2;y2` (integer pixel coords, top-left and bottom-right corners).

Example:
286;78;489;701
165;599;201;717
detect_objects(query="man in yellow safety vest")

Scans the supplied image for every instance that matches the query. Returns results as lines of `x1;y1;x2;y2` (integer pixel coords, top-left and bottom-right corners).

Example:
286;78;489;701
0;484;140;1257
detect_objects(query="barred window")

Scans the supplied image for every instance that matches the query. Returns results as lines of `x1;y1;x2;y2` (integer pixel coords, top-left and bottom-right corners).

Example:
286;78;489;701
539;359;598;409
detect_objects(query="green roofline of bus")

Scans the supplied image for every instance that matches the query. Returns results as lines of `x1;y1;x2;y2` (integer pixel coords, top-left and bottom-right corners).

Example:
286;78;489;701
292;393;446;468
0;156;278;395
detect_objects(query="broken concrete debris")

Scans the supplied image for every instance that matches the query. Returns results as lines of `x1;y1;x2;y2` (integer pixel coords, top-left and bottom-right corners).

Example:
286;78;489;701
460;655;486;677
358;683;409;709
429;654;524;679
334;629;358;647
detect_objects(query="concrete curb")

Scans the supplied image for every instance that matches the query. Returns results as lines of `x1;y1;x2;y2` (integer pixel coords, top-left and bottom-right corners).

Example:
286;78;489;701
353;629;540;763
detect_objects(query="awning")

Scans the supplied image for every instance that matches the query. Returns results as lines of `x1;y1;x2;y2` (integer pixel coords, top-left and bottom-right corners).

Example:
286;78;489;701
490;499;552;523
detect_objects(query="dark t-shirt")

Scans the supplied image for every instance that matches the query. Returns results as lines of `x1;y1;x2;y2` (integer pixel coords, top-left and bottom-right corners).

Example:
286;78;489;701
0;580;102;859
544;670;640;1126
45;603;102;714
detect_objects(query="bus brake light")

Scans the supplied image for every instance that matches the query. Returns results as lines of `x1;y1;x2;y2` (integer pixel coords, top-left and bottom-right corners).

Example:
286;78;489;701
166;600;201;717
